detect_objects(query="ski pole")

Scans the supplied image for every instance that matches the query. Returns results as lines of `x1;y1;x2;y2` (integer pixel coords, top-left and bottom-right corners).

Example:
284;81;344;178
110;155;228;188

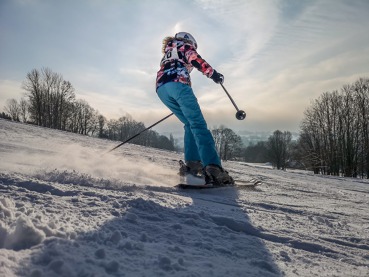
220;83;246;120
107;112;174;153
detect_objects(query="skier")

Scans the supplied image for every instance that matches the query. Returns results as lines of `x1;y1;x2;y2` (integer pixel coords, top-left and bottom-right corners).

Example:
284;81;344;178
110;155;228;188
156;32;234;186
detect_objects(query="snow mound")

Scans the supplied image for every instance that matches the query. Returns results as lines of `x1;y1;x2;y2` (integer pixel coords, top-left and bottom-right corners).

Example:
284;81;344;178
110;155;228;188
1;197;45;251
4;216;45;251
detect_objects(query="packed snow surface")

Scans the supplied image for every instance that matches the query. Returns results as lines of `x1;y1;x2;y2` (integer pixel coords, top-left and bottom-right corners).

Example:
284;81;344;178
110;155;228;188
0;119;368;277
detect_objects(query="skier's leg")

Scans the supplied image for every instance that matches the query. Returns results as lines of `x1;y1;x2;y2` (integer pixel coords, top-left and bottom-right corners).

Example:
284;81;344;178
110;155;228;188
167;83;221;167
157;83;201;162
183;123;201;162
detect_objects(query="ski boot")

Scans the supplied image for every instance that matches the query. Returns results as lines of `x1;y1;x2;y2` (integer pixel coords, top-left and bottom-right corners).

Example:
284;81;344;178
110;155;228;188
179;160;206;186
204;164;235;187
179;160;203;177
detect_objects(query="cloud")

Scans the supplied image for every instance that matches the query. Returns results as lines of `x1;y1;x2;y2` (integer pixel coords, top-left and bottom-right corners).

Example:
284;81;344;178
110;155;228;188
1;0;369;134
0;80;25;111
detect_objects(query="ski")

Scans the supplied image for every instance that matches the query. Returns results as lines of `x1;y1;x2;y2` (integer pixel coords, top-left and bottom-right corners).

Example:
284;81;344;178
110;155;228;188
235;178;262;186
177;183;216;189
176;177;261;190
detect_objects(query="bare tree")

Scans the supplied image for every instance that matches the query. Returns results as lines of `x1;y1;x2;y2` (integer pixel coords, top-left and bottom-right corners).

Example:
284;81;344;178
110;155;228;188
19;98;29;123
212;126;243;161
353;78;369;178
299;77;369;178
17;67;176;151
4;99;20;121
98;114;107;138
22;69;43;125
267;130;292;170
22;68;75;129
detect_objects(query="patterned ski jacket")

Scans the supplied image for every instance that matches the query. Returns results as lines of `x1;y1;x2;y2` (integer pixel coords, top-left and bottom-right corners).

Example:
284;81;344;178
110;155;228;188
156;38;214;91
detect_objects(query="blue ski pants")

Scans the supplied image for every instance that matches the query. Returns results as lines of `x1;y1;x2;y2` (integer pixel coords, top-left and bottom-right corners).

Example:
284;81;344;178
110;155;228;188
157;82;221;167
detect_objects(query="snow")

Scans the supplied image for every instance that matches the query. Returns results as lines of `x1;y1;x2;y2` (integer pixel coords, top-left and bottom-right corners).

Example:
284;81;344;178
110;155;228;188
0;119;368;277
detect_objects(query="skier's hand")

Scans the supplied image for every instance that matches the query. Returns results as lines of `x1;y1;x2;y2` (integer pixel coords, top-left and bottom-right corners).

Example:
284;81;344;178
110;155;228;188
211;70;224;84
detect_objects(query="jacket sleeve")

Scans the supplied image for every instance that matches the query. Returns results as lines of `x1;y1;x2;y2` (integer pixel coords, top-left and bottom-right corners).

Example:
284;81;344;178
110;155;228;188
184;46;214;78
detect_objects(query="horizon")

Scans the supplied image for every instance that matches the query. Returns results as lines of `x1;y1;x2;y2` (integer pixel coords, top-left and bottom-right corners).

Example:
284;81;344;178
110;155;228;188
1;0;369;135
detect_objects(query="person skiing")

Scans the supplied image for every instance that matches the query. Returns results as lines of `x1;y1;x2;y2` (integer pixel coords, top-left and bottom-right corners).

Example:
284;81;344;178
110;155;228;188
156;32;234;186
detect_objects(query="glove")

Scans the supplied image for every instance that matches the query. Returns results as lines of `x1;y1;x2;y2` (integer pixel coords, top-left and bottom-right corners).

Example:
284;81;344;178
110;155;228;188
211;70;224;84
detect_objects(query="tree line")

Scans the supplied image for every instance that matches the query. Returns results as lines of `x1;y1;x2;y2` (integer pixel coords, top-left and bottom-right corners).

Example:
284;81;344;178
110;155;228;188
102;115;175;150
2;67;176;151
298;78;369;178
241;130;294;170
210;126;293;170
241;77;369;178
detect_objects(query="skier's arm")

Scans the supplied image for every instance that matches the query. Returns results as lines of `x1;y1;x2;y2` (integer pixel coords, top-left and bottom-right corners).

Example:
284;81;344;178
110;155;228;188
185;46;224;84
184;46;214;77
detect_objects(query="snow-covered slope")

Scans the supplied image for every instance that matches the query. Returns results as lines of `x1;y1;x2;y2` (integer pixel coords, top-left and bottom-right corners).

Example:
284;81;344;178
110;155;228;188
0;119;368;277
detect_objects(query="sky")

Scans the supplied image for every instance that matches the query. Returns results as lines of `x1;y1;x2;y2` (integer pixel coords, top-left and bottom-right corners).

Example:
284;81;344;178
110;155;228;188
1;0;369;135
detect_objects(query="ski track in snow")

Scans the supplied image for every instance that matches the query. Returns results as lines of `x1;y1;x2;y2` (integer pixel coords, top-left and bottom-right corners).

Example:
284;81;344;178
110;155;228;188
0;119;368;277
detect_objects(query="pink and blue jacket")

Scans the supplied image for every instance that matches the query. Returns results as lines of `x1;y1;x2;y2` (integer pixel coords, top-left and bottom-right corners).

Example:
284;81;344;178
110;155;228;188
156;39;214;91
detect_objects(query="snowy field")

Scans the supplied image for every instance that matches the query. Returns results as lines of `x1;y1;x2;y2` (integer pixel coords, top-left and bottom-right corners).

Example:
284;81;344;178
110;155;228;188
0;119;368;277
